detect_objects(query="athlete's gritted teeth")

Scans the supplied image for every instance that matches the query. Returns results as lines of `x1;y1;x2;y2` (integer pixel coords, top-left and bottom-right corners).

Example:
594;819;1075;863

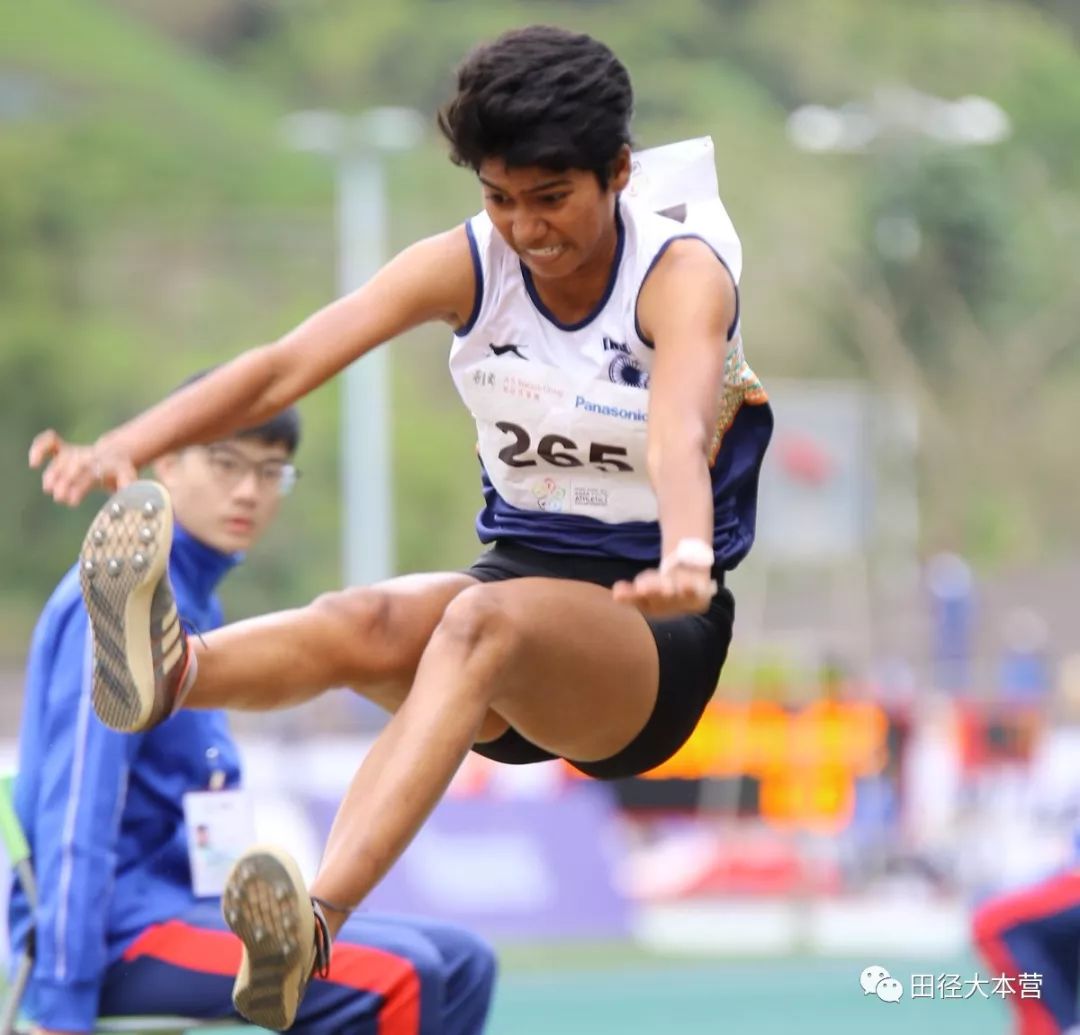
521;244;567;264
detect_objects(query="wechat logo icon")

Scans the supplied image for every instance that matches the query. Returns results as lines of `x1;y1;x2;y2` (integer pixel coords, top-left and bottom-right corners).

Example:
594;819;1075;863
860;965;903;1003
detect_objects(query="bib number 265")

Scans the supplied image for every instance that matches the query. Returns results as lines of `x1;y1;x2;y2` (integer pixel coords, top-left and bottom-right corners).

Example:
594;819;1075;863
495;421;633;472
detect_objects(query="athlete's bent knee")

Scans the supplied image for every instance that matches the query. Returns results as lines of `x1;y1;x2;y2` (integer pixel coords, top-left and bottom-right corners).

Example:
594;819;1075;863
430;586;523;689
308;586;395;682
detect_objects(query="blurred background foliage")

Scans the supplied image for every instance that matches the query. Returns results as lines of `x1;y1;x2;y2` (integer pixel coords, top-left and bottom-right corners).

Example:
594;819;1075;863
2;0;1079;655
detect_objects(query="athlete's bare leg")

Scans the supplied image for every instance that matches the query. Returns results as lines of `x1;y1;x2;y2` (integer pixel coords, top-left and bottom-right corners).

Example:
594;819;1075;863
185;572;510;741
308;576;660;935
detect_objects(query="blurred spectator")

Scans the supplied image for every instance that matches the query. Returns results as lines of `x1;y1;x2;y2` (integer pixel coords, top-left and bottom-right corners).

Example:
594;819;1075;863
926;552;974;695
973;871;1080;1035
999;607;1052;702
7;394;496;1034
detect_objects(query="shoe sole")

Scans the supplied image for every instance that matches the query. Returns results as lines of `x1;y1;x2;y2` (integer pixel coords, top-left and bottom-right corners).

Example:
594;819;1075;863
79;481;173;733
224;846;314;1030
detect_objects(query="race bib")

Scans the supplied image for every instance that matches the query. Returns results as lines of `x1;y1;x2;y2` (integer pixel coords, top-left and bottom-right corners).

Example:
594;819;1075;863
463;358;657;523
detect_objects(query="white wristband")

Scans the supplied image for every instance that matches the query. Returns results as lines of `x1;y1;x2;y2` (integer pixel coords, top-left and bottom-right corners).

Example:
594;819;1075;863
660;537;715;573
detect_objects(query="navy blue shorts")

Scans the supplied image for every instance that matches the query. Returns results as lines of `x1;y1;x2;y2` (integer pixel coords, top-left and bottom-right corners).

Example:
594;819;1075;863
464;541;734;781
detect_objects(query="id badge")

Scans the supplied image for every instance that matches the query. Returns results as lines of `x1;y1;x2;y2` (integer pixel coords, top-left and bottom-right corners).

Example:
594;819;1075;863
182;789;257;898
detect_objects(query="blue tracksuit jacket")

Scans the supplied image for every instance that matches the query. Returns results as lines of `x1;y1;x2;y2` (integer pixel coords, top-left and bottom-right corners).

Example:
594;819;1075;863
8;525;243;1030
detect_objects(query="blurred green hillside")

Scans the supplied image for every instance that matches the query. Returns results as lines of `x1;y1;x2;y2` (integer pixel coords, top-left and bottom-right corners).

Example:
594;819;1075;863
2;0;1079;655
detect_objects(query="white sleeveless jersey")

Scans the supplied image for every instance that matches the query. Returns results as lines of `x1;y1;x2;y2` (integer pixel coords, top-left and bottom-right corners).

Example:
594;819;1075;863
448;142;772;565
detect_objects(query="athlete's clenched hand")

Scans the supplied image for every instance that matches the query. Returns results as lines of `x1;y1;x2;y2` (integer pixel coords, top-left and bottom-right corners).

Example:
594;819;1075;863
611;564;717;618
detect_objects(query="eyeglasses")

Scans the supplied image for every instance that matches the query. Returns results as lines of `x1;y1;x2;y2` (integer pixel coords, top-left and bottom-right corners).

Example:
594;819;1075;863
201;445;299;497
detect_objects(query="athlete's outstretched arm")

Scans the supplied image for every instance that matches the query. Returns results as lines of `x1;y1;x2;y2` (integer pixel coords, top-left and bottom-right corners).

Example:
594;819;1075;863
30;226;475;506
613;238;736;616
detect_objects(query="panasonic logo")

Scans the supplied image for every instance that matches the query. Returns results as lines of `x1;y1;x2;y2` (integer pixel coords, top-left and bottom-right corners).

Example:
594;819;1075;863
574;396;648;422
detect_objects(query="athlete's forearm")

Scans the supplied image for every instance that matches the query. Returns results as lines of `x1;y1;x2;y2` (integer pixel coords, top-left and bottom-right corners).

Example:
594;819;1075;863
95;344;284;466
649;435;714;561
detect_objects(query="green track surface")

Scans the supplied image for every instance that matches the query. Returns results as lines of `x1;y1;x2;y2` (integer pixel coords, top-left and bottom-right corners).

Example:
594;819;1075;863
486;947;1012;1035
2;949;1017;1034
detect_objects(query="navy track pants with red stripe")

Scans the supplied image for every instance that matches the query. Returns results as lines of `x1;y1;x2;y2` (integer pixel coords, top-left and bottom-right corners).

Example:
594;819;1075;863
98;901;497;1035
972;869;1080;1035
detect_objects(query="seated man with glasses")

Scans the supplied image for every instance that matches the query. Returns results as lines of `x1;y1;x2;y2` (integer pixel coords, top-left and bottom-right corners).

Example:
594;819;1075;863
8;372;497;1034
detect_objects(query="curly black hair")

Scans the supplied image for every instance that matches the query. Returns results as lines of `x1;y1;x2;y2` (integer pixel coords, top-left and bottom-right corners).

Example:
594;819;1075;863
437;25;634;187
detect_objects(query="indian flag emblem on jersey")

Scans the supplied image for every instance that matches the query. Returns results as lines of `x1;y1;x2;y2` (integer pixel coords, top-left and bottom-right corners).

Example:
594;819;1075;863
608;353;650;390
